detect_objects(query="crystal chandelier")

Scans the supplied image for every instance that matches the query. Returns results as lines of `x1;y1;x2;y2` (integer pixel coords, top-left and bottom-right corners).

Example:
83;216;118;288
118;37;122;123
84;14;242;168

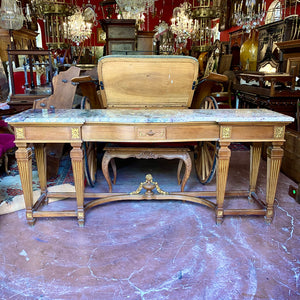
68;8;93;45
170;2;199;48
31;0;76;48
116;0;156;20
0;0;25;31
234;0;266;33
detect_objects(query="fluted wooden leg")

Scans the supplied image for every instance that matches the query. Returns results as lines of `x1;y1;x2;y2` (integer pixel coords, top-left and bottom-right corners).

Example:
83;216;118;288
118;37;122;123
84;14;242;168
265;142;284;223
15;144;34;225
216;142;231;224
71;142;85;226
34;143;47;198
249;142;262;200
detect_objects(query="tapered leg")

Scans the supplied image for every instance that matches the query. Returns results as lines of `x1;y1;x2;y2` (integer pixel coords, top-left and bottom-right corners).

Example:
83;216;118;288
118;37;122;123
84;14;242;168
34;143;47;197
15;144;34;225
216;142;231;224
265;142;284;223
71;142;85;226
249;142;262;200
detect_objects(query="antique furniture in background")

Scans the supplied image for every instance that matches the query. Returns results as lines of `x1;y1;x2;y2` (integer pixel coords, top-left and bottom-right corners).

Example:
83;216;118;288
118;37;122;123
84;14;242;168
256;15;299;71
6;49;53;114
233;73;299;131
228;28;249;70
136;31;155;54
100;19;136;55
0;28;38;64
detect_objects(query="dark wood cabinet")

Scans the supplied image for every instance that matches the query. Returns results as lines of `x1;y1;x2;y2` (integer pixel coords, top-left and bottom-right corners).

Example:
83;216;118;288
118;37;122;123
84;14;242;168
100;19;136;55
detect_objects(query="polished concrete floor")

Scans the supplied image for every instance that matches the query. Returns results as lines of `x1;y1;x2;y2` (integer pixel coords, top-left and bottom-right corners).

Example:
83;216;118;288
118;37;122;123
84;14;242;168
0;150;299;299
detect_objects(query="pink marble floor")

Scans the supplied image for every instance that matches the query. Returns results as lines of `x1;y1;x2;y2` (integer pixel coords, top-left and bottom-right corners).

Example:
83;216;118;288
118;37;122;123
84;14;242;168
0;151;299;299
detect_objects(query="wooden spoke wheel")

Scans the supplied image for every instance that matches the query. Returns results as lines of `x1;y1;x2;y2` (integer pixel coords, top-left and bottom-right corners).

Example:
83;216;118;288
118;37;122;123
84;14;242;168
195;96;219;184
81;96;97;187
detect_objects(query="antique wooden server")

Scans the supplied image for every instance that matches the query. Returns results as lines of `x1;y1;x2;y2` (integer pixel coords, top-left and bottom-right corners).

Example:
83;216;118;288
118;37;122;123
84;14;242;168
7;55;294;227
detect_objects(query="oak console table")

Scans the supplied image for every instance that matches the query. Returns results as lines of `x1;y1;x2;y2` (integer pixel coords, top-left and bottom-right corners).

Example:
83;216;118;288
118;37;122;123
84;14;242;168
7;108;293;226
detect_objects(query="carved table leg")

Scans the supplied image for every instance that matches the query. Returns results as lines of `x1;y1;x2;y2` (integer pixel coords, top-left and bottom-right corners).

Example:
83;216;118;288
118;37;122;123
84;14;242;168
177;160;183;185
102;151;113;193
34;143;47;199
216;142;231;224
179;152;192;192
111;158;117;184
15;143;35;225
265;142;284;223
249;142;262;200
71;142;85;226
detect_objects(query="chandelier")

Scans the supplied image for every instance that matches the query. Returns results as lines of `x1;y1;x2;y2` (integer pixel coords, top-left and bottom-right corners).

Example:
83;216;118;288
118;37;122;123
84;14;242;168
31;0;76;48
116;0;156;19
234;0;266;33
170;2;199;48
68;8;93;45
0;0;25;31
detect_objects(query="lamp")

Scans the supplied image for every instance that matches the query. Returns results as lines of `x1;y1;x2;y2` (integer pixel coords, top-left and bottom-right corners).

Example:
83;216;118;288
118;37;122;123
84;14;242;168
170;2;199;49
191;0;221;53
31;0;76;48
68;8;93;45
233;0;266;33
116;0;156;18
115;0;156;29
0;0;25;48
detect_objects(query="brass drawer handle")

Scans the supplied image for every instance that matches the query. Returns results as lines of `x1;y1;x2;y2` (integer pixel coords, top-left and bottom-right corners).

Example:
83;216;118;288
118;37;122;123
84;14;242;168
147;130;155;136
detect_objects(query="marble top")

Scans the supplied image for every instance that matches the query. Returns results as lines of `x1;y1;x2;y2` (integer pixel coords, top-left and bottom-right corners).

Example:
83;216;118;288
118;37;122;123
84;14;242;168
7;108;294;125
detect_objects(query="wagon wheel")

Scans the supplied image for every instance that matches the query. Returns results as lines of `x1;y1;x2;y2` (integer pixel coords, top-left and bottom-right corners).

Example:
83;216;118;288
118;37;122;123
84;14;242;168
195;96;219;184
81;96;97;187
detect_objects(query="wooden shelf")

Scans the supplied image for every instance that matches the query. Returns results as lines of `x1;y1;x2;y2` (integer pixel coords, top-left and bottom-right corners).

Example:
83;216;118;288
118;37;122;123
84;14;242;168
276;39;300;53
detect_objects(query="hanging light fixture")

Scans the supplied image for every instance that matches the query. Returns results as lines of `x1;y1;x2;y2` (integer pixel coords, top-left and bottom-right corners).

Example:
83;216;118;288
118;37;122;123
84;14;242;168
31;0;76;48
170;2;199;49
115;0;156;19
0;0;25;49
68;7;93;45
233;0;266;33
115;0;156;29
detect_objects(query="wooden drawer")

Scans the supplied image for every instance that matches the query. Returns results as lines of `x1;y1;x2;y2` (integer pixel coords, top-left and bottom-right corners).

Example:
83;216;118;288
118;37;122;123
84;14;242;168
135;126;166;140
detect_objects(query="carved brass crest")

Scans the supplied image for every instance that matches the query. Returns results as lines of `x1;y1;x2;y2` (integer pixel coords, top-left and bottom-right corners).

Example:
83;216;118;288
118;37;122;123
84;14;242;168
221;126;231;139
274;126;284;139
15;128;25;139
71;128;80;139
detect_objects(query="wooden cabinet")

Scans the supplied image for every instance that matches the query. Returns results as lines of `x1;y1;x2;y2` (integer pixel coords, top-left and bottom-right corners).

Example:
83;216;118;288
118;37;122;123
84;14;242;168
256;15;299;71
0;28;38;63
100;19;136;55
136;31;154;54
